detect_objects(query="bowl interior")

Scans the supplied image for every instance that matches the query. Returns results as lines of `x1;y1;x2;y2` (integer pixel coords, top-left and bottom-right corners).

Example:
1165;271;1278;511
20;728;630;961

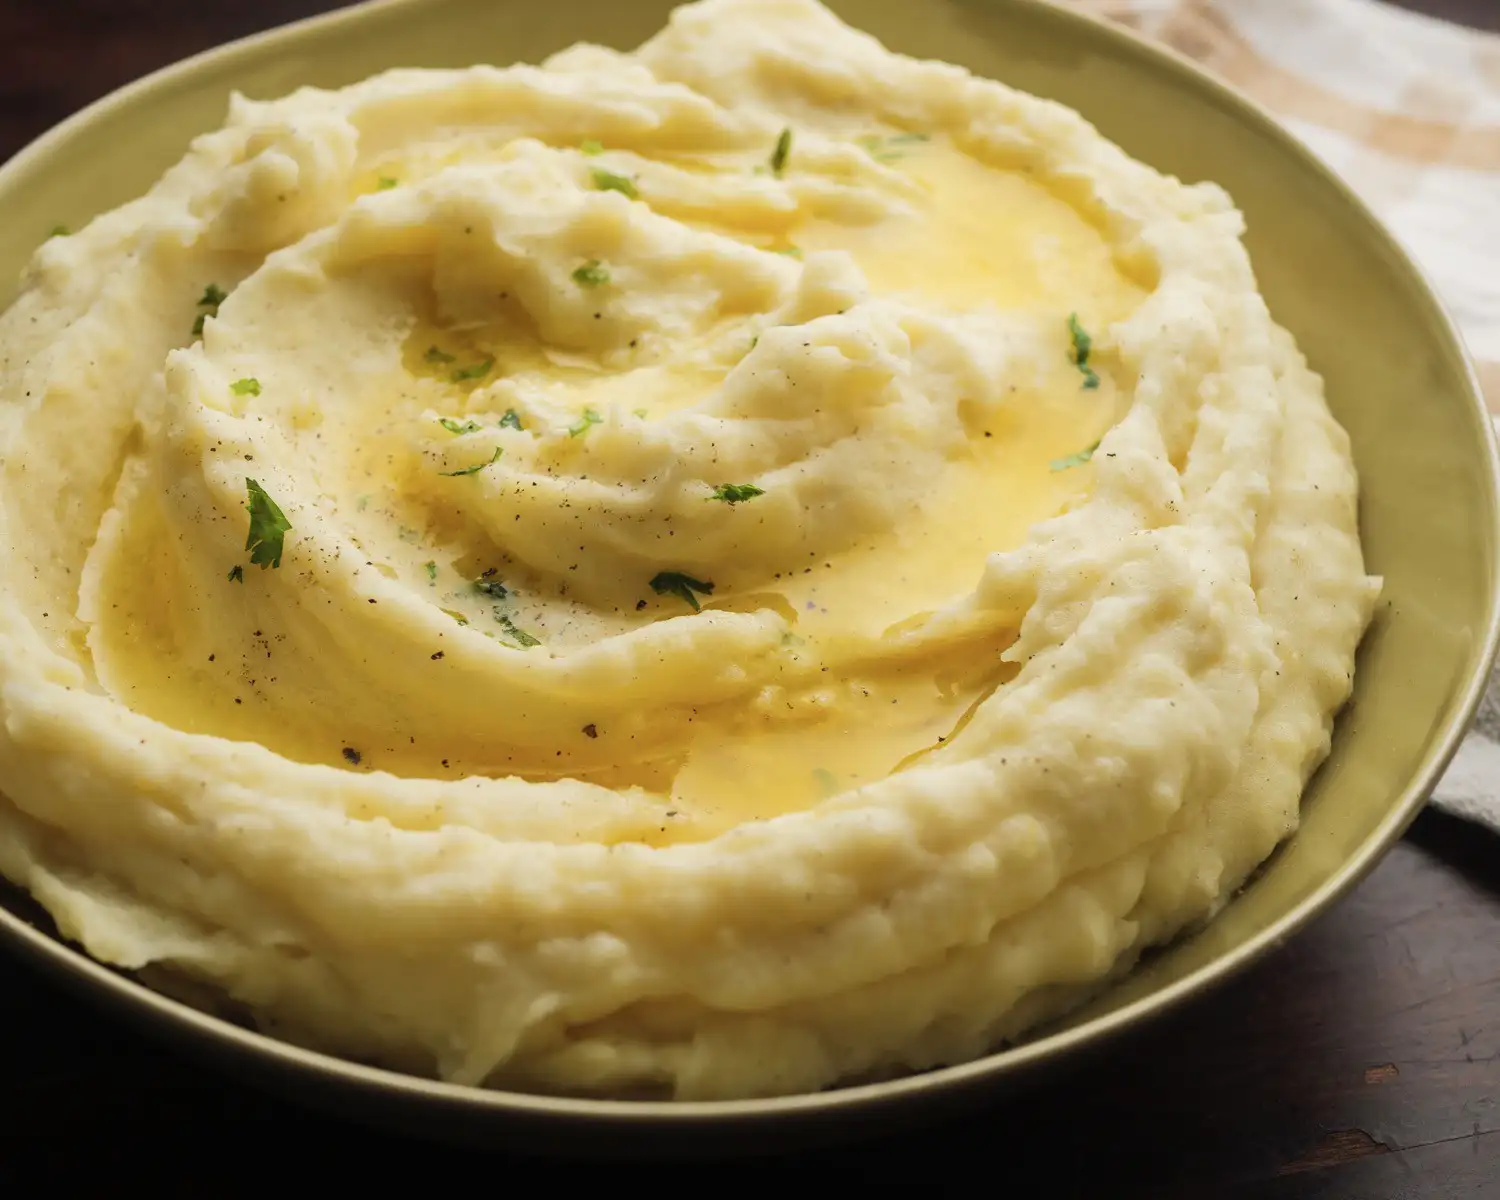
0;0;1494;1131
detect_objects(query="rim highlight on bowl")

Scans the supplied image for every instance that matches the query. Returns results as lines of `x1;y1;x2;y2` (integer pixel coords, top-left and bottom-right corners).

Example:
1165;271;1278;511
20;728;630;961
0;0;1495;1156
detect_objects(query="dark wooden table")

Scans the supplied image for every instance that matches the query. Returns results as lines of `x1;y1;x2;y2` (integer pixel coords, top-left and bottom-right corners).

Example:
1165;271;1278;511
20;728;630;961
2;1;1497;1192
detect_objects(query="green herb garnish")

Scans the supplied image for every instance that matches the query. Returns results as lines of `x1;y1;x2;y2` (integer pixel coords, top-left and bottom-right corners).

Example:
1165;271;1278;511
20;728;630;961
774;246;803;260
192;283;227;339
856;132;929;163
1050;439;1101;472
494;612;541;648
568;407;603;437
451;356;495;383
572;260;610;288
474;572;508;599
580;139;604;156
227;564;244;583
499;408;525;431
244;478;291;569
439;416;481;435
376;176;399;190
590;167;639;199
1068;312;1093;364
48;225;69;238
1068;313;1101;390
770;127;792;177
439;446;502;476
649;570;714;611
424;561;438;583
231;377;261;397
812;767;839;796
424;346;456;365
709;483;764;504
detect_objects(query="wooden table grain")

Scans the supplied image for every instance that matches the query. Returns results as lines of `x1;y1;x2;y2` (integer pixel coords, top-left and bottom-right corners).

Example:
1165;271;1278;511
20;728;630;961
1;1;1497;1192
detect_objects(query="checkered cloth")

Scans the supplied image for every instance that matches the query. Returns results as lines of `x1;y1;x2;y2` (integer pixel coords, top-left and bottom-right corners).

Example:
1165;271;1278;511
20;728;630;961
1071;0;1500;832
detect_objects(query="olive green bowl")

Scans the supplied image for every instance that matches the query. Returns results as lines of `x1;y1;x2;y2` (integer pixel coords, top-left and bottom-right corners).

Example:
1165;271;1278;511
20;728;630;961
0;0;1495;1159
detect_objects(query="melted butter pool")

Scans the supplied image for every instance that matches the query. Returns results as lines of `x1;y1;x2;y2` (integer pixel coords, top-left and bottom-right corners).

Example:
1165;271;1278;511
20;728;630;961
85;135;1143;835
662;138;1144;833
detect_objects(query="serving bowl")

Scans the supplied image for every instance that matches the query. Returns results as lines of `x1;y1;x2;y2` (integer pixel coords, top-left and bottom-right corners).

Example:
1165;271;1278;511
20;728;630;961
0;0;1495;1158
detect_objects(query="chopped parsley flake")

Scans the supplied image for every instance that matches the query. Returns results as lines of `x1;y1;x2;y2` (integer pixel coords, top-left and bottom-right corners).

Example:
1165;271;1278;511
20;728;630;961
568;407;603;437
227;564;244;583
441;608;470;626
193;283;227;339
1068;313;1101;390
424;345;456;365
499;408;525;431
48;225;69;238
590;167;638;199
572;260;610;288
856;131;930;162
580;139;605;156
231;377;261;396
439;446;502;476
650;570;714;611
1068;313;1092;364
775;245;803;259
439;416;481;435
376;176;398;189
770;127;792;177
494;612;540;648
424;561;438;583
244;478;291;569
451;356;495;383
1050;439;1101;472
812;767;839;796
342;746;362;765
710;483;765;504
474;575;508;599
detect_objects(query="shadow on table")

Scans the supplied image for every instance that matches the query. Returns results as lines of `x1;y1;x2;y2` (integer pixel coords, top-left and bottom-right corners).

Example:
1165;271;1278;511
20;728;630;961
1404;805;1500;896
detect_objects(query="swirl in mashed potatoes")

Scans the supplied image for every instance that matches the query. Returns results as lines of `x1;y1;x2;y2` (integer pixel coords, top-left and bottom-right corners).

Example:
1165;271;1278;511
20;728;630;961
0;0;1378;1098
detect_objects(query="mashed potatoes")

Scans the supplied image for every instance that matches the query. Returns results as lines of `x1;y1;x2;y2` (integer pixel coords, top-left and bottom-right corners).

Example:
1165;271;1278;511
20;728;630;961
0;0;1379;1098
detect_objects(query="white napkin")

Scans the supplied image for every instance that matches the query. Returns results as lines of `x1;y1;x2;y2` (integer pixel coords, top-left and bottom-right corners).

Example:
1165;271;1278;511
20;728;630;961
1071;0;1500;833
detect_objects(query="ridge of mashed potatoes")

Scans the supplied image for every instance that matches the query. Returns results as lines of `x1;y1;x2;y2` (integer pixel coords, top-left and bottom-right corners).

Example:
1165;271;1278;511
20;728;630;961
0;0;1378;1099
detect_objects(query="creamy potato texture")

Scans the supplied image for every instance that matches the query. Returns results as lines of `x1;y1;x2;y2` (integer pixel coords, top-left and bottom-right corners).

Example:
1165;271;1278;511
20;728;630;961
0;0;1379;1098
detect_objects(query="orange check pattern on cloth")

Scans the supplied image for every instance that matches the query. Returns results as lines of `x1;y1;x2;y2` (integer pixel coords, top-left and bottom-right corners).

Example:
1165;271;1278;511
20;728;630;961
1071;0;1500;830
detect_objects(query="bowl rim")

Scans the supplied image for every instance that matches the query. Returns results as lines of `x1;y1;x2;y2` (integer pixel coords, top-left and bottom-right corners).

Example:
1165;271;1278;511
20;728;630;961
1;0;1497;1129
